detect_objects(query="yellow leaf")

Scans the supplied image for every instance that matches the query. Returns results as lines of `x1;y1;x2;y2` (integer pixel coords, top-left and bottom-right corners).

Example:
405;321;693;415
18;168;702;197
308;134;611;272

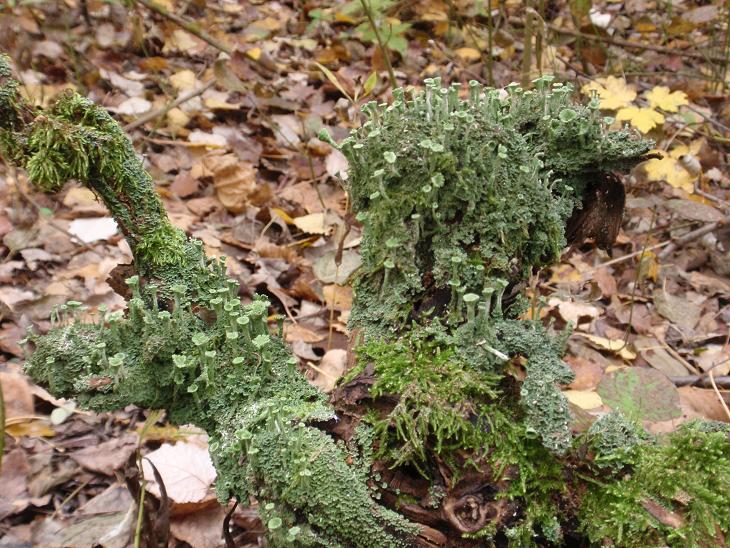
293;212;327;234
362;71;378;97
615;106;665;133
454;47;482;63
563;390;604;410
169;69;198;92
581;76;636;110
637;250;659;282
575;333;636;360
645;86;688;113
246;47;262;61
270;207;295;224
323;284;353;310
642;140;703;193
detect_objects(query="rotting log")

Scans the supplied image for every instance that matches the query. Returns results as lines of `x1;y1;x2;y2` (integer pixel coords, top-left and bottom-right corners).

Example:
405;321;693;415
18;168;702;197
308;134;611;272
2;53;729;547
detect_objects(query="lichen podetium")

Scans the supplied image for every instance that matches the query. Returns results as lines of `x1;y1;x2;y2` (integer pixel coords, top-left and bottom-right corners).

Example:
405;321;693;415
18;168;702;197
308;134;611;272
3;50;728;546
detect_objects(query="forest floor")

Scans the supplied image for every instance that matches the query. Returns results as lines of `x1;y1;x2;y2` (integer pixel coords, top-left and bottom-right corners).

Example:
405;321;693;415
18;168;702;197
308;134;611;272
0;0;729;546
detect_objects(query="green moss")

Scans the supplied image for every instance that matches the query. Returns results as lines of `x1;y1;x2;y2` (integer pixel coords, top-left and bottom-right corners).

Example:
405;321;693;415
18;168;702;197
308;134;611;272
580;421;730;547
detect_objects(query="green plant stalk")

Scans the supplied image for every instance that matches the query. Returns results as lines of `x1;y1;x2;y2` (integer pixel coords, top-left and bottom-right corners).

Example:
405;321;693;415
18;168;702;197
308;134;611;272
359;0;397;90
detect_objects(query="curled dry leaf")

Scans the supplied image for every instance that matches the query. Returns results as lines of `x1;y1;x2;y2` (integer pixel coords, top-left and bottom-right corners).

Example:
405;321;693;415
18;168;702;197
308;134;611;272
197;152;266;213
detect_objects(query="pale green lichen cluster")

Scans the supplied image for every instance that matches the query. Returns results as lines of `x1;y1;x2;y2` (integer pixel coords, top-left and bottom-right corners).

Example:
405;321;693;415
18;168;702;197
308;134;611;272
321;76;653;458
322;76;652;338
23;270;417;546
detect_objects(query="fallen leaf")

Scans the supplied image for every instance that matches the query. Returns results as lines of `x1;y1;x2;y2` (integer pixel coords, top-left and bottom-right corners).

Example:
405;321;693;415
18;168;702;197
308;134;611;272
581;76;636;110
0;371;34;418
678;386;730;422
285;324;325;344
615;106;665;133
454;47;482;63
313;250;362;284
563;389;603;410
549;297;601;325
170;505;226;547
574;333;636;360
645;86;688;113
666;199;723;222
653;290;701;333
597;367;682;422
565;355;604;390
115;97;152;115
0;449;30;519
634;336;689;377
72;435;138;475
142;442;217;504
642;140;702;193
68;217;118;243
293;213;328;234
322;284;353;310
694;345;730;376
309;349;347;392
188;130;228;149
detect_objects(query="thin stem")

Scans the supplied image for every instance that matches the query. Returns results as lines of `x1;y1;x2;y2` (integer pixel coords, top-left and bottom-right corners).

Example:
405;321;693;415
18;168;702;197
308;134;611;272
360;0;397;90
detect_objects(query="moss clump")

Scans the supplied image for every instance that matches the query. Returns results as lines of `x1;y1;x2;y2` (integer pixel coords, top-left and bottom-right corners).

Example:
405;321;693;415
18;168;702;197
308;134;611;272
580;421;730;547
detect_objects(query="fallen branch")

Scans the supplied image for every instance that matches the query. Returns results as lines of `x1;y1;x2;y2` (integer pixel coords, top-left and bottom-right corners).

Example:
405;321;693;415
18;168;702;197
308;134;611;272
123;79;216;131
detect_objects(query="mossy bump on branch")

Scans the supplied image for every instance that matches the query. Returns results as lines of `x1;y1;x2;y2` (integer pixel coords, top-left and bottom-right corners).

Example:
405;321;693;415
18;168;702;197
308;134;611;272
2;48;729;546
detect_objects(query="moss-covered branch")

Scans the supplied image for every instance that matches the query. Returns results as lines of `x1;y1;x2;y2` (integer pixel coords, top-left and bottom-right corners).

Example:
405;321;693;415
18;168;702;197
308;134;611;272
1;53;417;547
3;50;729;546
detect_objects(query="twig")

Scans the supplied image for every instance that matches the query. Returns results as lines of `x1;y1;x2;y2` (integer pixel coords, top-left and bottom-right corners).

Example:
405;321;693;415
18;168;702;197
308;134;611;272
670;375;730;388
694;184;730;210
657;221;722;259
709;370;730;421
584;241;671;273
123;79;216;131
136;0;232;54
537;20;728;64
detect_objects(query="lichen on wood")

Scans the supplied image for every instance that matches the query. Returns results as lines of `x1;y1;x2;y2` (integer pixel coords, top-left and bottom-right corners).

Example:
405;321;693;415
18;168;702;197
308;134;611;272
3;50;729;547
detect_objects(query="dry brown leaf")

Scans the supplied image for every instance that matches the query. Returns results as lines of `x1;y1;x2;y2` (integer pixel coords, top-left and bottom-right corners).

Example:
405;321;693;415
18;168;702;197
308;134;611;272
71;435;138;476
142;442;217;505
285;324;325;343
678;386;730;423
309;349;347;392
322;284;353;311
0;371;34;418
